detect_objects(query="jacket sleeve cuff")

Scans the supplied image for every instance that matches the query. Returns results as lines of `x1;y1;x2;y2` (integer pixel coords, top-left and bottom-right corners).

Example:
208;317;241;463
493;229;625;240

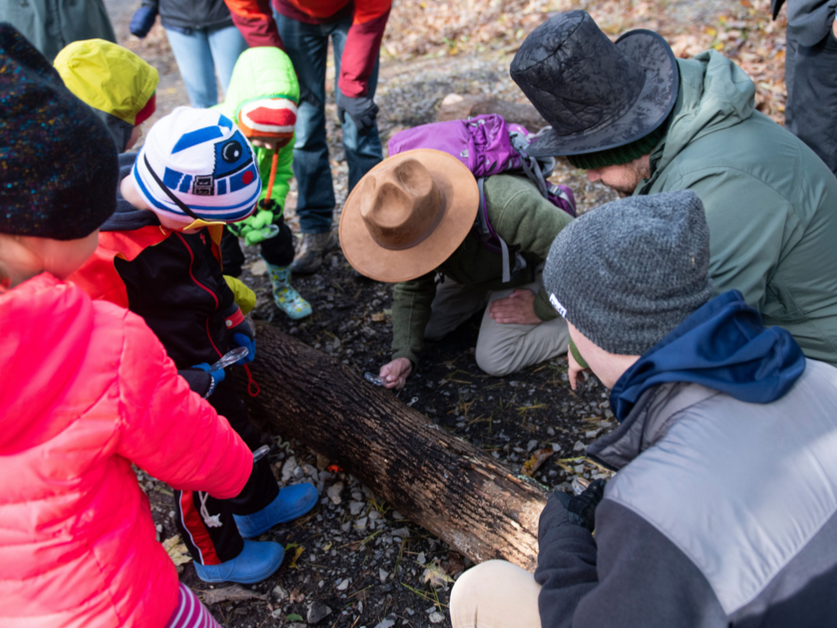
177;368;213;397
534;289;559;321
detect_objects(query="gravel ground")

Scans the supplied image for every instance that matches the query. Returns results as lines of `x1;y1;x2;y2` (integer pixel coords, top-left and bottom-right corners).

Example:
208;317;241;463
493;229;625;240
106;3;622;626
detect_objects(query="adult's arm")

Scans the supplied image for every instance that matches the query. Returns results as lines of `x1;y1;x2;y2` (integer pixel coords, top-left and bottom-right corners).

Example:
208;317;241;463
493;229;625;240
783;0;837;46
338;0;392;97
391;271;437;365
536;497;726;627
485;175;574;321
224;0;283;48
115;310;252;500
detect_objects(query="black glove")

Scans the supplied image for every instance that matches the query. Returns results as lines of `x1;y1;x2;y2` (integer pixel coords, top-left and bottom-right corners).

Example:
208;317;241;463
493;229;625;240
336;92;379;135
554;479;606;532
129;5;157;38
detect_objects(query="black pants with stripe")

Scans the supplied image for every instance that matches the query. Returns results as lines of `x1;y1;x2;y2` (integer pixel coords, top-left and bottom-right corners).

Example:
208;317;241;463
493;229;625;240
175;376;279;565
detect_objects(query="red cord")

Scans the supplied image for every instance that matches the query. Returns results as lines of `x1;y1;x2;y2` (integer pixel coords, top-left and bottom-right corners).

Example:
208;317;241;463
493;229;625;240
243;364;260;397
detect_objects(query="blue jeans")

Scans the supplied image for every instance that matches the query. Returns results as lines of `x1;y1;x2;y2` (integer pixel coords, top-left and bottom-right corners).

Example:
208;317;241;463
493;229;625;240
275;11;383;234
165;24;248;109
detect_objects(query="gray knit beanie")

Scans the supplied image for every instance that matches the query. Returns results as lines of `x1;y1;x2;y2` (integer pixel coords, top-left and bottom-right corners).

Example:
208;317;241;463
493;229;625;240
544;190;713;355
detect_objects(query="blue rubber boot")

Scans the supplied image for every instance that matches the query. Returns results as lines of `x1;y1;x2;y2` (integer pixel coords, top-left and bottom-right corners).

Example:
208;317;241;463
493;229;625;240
234;483;319;538
193;539;284;584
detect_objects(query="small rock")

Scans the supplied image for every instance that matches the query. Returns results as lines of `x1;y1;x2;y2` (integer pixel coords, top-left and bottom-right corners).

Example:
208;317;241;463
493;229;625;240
374;615;397;628
527;439;539;452
429;611;446;624
405;607;415;616
307;601;332;624
272;585;288;602
547;427;556;436
379;568;389;583
336;578;350;591
349;501;365;515
327;482;344;505
392;526;410;539
573;440;586;452
282;456;297;483
270;609;283;619
356;516;368;530
417;552;426;565
351;491;363;501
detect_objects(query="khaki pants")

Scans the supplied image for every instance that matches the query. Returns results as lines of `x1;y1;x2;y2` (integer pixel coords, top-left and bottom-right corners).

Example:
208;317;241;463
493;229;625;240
425;267;569;377
450;560;542;628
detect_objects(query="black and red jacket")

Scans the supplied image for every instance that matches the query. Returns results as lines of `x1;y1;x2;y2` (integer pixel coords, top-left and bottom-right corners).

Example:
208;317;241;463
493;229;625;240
224;0;391;97
71;155;239;394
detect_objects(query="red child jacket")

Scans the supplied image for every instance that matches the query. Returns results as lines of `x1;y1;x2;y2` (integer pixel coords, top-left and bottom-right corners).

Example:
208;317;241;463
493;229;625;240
0;273;252;627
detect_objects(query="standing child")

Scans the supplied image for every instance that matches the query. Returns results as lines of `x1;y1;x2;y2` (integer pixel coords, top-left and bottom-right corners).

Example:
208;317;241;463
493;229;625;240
216;46;311;320
0;25;251;627
71;106;318;584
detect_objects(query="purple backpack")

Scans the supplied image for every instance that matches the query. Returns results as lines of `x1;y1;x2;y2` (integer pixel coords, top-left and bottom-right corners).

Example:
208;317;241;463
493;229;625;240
388;114;576;282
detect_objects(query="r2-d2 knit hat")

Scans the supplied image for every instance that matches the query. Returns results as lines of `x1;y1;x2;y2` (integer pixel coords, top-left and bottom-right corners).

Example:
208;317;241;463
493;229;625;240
0;24;118;240
132;107;261;226
543;190;713;356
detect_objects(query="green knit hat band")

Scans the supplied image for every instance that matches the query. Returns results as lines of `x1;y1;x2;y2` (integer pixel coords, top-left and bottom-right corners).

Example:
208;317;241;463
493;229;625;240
566;123;667;170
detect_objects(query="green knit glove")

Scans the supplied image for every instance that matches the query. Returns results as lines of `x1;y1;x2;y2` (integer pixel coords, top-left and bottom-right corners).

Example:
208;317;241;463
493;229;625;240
229;201;279;245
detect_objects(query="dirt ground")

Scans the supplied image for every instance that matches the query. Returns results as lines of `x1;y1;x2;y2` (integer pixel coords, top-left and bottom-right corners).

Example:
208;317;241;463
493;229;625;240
105;1;790;626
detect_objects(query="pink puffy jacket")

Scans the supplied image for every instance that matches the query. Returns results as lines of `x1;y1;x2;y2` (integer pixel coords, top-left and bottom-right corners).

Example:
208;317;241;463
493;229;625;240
0;273;253;627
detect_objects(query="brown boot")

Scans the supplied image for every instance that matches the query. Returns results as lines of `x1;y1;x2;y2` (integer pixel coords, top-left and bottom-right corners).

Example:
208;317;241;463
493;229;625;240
289;232;337;275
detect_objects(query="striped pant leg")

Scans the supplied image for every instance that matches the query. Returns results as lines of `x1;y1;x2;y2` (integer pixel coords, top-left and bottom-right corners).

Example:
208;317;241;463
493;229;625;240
164;582;223;628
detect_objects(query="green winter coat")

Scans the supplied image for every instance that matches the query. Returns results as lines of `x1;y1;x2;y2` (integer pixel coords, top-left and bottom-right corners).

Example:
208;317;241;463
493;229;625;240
637;50;837;367
391;174;574;365
215;47;298;211
1;0;115;63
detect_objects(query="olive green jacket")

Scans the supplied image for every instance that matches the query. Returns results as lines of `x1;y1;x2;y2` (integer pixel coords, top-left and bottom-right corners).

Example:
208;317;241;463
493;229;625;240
391;174;573;365
636;51;837;367
1;0;115;63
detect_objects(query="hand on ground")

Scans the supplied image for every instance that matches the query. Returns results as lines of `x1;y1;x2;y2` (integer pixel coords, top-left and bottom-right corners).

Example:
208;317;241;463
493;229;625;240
568;347;590;391
379;358;412;390
488;289;541;325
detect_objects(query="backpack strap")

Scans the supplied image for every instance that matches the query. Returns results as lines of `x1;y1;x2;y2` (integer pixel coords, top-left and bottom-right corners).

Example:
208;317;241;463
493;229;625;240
475;177;526;283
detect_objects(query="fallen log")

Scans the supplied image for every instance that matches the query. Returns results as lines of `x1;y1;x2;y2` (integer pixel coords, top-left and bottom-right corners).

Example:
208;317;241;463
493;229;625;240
240;323;548;571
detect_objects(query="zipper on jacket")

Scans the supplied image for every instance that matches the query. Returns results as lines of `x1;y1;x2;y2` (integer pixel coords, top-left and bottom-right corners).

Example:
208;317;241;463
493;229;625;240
174;231;223;358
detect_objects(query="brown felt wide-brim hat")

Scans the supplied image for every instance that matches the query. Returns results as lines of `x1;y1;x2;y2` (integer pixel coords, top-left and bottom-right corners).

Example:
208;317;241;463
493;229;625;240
340;149;480;283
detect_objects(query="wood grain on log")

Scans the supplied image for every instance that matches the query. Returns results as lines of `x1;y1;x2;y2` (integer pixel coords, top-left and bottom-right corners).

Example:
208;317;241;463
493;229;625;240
241;323;547;571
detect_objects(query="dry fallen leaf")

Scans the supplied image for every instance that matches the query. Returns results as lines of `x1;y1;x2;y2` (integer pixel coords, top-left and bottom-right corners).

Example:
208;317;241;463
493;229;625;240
520;447;556;477
199;585;268;605
162;535;192;567
286;543;305;569
422;560;454;588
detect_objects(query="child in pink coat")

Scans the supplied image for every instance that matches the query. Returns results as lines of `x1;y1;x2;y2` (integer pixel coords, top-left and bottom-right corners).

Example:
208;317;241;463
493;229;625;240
0;24;252;628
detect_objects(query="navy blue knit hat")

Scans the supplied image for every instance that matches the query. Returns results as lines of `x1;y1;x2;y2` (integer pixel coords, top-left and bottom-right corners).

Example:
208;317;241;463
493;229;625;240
0;23;118;240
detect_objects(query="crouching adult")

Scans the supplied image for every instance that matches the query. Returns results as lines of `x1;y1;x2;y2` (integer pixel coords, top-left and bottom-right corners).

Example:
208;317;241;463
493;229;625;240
450;190;837;627
339;149;573;386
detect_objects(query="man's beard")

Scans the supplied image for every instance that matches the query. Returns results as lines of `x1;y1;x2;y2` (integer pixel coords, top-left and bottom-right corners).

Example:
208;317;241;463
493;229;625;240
606;158;652;197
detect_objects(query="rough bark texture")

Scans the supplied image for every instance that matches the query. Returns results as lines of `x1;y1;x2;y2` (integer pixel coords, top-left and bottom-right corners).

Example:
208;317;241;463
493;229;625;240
242;323;547;571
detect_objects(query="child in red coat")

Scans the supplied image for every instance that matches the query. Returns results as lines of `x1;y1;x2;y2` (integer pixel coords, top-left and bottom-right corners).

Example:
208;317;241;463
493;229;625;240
0;25;251;628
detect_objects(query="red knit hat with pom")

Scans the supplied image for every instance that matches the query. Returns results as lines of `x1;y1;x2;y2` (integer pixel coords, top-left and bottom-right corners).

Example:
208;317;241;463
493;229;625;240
236;98;297;146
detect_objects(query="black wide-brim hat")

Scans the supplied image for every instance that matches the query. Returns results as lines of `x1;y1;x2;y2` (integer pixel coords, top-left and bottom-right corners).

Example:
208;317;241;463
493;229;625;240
510;10;679;158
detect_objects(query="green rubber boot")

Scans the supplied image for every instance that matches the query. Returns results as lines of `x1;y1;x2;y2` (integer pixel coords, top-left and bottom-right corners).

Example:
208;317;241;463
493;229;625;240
264;259;312;320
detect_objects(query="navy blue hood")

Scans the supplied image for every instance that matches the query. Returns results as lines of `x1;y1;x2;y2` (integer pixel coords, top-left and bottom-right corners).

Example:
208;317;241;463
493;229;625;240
101;152;161;232
610;290;806;422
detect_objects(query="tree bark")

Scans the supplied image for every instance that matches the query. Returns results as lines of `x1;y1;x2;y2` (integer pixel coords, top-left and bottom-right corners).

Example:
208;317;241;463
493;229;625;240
241;323;547;571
